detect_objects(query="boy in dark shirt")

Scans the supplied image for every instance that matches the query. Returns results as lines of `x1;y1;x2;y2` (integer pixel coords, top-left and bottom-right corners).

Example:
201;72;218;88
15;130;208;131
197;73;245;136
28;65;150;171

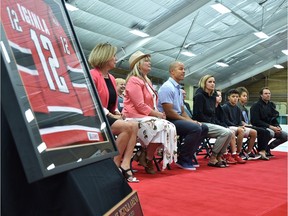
222;89;260;160
215;90;239;164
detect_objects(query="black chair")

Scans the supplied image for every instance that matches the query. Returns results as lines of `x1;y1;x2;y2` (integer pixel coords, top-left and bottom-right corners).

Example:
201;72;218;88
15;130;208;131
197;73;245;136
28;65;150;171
131;142;168;172
241;138;258;154
130;142;143;171
196;138;215;158
153;146;171;171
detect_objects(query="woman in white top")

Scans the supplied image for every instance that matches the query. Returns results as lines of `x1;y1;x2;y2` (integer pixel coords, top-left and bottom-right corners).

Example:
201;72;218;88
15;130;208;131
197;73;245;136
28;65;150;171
122;51;178;174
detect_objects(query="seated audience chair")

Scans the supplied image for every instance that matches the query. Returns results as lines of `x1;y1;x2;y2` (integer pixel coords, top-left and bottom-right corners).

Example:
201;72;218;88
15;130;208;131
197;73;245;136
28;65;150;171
241;138;258;155
196;138;215;158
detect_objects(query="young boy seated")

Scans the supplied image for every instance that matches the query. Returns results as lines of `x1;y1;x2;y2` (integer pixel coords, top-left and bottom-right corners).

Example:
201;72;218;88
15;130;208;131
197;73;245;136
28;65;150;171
222;89;261;160
215;89;245;164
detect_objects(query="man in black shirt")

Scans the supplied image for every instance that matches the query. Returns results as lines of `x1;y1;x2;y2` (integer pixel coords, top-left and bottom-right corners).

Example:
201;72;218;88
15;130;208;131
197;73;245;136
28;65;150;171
250;87;287;156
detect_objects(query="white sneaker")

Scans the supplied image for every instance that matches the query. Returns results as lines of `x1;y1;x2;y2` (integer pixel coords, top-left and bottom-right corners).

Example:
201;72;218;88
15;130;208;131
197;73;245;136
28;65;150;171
192;163;200;168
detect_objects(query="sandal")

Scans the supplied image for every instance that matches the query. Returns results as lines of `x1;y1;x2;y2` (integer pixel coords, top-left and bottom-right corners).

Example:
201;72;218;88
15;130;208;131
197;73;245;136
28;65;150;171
120;167;139;183
220;160;229;167
259;152;269;160
208;161;226;168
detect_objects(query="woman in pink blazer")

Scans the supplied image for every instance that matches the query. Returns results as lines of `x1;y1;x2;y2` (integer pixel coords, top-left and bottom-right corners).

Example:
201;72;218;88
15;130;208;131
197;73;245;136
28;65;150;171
88;43;139;183
123;51;178;174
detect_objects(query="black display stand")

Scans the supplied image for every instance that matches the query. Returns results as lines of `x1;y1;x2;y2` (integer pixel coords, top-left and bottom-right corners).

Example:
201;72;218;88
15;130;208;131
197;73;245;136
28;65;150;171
1;1;138;214
1;111;132;216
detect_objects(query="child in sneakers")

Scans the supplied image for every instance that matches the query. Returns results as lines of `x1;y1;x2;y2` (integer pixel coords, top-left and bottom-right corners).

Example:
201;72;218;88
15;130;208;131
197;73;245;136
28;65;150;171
222;89;260;161
236;87;272;160
215;89;245;164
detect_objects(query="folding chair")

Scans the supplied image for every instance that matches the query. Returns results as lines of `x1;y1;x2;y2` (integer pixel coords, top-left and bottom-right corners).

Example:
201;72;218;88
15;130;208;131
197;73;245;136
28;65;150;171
153;147;171;171
132;143;169;172
241;138;258;154
196;138;215;158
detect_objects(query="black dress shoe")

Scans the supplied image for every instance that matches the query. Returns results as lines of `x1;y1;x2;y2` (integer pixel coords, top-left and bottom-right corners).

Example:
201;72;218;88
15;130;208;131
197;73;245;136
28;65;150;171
266;152;275;158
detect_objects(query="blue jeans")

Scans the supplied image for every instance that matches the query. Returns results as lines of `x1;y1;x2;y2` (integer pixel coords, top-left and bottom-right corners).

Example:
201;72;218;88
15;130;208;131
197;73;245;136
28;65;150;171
169;119;208;163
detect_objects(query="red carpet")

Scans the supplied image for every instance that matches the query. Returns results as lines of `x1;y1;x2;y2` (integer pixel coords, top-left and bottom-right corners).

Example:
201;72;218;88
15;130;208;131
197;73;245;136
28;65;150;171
130;151;287;216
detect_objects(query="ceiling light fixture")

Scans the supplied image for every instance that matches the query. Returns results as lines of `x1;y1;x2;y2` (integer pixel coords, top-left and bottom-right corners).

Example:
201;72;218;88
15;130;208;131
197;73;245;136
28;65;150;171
181;51;196;57
273;64;284;69
212;2;270;41
282;50;288;55
129;29;149;38
255;60;263;65
211;3;231;14
216;62;229;67
65;3;79;11
253;31;270;39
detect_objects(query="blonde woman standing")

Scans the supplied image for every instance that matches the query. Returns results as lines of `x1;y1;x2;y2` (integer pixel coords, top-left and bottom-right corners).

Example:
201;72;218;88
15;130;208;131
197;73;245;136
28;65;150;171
123;51;178;174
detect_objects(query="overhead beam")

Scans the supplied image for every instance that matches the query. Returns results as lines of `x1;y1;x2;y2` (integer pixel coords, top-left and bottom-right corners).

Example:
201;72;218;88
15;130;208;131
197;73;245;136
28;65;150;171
147;1;211;36
217;55;287;90
184;16;287;77
116;0;211;62
220;1;261;32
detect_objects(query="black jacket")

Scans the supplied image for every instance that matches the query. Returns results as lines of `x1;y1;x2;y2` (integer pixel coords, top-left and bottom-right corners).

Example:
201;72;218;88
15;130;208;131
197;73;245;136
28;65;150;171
250;98;280;128
222;102;243;126
215;105;228;127
193;88;217;123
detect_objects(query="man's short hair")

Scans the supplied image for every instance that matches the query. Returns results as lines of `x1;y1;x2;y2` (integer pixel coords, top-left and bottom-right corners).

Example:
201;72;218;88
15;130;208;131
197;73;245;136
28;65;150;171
259;87;270;95
226;89;239;97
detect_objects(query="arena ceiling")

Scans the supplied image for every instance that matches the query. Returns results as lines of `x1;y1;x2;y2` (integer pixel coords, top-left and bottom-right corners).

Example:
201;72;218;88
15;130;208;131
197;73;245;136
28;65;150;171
65;0;287;90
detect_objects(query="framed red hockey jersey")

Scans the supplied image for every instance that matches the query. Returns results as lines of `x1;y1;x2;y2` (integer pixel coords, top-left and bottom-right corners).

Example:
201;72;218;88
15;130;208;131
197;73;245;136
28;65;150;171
1;0;118;182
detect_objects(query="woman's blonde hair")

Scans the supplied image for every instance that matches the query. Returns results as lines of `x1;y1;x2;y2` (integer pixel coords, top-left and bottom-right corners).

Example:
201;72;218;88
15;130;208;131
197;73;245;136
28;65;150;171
88;43;117;68
198;74;214;90
126;56;151;83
